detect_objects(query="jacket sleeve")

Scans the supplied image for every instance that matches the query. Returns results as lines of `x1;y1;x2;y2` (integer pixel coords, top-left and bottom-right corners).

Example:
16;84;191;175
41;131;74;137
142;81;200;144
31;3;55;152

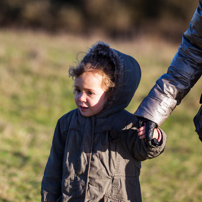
41;117;66;202
125;128;167;161
135;0;202;126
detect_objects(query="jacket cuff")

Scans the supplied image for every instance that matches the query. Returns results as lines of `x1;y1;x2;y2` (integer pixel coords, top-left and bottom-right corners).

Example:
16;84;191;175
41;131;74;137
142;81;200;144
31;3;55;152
134;95;176;126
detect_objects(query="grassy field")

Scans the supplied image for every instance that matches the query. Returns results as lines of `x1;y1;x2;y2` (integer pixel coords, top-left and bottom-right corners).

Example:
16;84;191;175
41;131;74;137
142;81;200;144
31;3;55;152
0;30;202;202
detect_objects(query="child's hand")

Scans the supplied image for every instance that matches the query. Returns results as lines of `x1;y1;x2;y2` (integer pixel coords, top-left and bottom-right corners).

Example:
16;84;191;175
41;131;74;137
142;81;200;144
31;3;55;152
138;125;146;139
138;125;159;140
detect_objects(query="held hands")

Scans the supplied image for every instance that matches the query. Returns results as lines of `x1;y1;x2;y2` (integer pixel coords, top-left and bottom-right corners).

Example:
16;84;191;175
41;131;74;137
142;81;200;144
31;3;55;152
138;124;159;139
138;120;161;146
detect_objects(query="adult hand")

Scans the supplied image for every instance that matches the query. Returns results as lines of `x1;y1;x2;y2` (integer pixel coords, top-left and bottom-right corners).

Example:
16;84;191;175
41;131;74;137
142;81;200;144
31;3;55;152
145;120;158;145
137;118;158;146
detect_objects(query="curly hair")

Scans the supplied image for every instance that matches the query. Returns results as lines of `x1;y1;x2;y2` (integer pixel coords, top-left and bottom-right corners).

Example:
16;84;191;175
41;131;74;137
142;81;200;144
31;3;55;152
69;41;122;94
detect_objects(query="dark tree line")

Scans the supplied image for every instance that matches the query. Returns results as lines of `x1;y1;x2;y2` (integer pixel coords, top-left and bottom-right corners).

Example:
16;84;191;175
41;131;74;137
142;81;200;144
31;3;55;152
0;0;198;41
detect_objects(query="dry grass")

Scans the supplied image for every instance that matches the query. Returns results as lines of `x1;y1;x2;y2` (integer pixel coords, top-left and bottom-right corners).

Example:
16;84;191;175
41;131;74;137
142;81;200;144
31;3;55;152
0;29;202;202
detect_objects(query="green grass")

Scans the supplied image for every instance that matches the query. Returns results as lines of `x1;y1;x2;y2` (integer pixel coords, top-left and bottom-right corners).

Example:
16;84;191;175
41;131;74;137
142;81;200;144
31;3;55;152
0;30;202;202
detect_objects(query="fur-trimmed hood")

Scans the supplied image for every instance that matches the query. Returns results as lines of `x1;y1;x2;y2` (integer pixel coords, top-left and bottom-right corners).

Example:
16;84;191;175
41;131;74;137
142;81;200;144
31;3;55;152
88;42;141;117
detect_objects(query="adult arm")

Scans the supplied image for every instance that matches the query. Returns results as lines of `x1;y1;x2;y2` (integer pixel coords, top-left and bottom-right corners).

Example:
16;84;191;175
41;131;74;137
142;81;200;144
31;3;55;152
135;0;202;126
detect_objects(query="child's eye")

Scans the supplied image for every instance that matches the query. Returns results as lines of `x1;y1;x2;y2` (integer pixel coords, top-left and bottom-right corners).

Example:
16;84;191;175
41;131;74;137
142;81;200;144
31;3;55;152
74;89;81;94
87;91;94;95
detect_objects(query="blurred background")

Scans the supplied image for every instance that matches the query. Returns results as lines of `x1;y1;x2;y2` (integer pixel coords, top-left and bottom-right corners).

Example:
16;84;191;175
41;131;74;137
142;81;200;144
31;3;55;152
0;0;202;201
0;0;200;41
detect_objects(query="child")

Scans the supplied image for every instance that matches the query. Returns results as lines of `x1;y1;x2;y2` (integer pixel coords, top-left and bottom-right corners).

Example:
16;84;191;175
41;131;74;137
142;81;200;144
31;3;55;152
41;42;166;202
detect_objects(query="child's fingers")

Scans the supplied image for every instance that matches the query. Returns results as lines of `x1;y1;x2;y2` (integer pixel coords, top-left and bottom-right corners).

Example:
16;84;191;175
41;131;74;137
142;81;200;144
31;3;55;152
139;134;145;139
138;130;145;135
138;126;145;133
138;126;146;139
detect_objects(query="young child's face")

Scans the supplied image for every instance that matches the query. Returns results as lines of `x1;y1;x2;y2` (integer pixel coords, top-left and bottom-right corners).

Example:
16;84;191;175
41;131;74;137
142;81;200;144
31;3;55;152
74;71;108;117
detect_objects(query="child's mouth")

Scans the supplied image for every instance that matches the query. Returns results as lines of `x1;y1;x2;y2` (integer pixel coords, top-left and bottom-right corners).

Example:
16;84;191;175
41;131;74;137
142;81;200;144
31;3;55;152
80;106;88;110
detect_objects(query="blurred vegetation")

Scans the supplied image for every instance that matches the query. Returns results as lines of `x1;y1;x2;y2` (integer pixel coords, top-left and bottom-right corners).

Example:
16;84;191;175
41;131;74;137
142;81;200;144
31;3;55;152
0;0;199;41
0;29;202;201
1;1;202;202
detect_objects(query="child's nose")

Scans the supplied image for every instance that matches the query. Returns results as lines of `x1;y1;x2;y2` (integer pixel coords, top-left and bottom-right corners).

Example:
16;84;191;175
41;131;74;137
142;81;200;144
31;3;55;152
79;92;86;102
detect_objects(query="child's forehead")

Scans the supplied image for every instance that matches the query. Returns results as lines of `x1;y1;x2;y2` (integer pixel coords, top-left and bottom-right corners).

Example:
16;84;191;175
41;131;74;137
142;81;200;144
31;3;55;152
79;71;103;80
87;69;104;76
75;72;103;86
